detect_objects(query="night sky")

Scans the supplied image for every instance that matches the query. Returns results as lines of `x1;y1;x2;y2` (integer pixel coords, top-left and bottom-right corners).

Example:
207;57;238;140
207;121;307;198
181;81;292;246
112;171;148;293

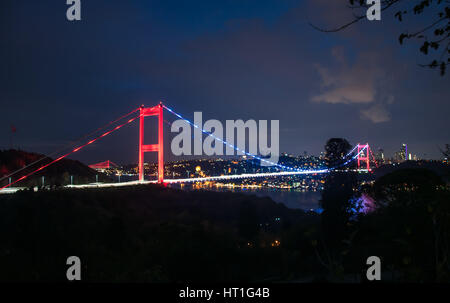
1;0;449;165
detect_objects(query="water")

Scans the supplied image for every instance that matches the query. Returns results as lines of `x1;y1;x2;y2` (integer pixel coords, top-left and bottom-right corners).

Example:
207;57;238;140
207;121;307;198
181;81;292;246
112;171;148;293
168;184;322;210
216;187;321;210
114;175;322;210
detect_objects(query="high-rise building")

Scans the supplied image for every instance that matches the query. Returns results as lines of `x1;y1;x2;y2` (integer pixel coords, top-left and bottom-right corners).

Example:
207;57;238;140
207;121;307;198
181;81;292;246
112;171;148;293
375;148;385;164
401;144;407;160
395;143;408;162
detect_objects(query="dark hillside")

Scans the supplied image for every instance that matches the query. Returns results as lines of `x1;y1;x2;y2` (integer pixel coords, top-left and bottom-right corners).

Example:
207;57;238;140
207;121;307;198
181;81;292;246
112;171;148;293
0;185;321;282
0;149;110;188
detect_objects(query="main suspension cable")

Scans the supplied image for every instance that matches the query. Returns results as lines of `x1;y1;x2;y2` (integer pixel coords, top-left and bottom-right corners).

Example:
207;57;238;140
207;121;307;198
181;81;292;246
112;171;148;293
0;114;140;190
163;104;360;173
0;107;140;183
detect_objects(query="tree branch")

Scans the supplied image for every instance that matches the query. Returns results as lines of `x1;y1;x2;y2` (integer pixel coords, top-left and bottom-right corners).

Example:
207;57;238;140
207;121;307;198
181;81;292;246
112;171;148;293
309;0;401;33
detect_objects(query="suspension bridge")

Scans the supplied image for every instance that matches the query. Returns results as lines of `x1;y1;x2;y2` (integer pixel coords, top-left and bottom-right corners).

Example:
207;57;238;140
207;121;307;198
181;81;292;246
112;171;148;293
0;103;378;193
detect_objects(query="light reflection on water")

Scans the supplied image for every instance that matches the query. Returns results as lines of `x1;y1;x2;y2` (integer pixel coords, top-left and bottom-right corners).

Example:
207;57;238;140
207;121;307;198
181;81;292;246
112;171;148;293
116;176;322;211
167;184;322;211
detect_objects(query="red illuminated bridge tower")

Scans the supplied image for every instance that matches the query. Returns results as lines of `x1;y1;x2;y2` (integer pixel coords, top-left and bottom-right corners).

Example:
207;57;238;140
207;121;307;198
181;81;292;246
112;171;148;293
138;103;164;183
357;143;371;171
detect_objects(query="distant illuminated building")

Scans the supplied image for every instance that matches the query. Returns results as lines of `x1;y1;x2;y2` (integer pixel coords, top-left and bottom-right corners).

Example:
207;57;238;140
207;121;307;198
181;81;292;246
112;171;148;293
375;148;385;164
271;240;281;247
195;165;205;177
395;143;408;162
402;143;407;160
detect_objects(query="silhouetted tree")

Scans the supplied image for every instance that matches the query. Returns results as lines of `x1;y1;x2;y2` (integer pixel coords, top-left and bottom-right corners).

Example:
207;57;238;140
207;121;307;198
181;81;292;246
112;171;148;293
368;168;450;281
440;144;450;159
311;0;450;75
317;138;359;277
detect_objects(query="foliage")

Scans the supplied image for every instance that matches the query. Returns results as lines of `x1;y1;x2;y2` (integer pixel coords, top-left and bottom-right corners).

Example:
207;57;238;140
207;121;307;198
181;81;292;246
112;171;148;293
320;138;358;230
0;185;321;282
317;138;359;277
355;168;450;281
0;149;110;188
1;159;449;282
313;0;450;75
441;144;450;159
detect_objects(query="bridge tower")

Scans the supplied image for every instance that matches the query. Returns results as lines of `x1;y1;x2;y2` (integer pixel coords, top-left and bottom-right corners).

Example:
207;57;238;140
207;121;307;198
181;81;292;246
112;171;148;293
138;103;164;183
357;143;370;171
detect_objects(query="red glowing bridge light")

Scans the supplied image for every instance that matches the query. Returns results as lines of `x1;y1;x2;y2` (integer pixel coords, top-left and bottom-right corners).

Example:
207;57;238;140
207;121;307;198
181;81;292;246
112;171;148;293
356;143;377;171
88;160;118;170
0;113;140;191
1;101;378;192
138;103;164;183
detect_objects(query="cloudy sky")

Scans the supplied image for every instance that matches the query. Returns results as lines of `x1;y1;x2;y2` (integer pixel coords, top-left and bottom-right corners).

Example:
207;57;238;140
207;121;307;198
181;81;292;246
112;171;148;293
1;0;449;164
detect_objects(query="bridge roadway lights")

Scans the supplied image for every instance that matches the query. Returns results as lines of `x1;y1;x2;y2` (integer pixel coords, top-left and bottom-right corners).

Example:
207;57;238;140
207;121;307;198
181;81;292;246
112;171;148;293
0;100;377;191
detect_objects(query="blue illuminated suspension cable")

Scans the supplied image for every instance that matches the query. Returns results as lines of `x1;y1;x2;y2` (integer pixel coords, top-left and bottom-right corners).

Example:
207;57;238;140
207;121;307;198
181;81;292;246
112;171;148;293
163;104;364;172
163;105;301;171
163;104;364;173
